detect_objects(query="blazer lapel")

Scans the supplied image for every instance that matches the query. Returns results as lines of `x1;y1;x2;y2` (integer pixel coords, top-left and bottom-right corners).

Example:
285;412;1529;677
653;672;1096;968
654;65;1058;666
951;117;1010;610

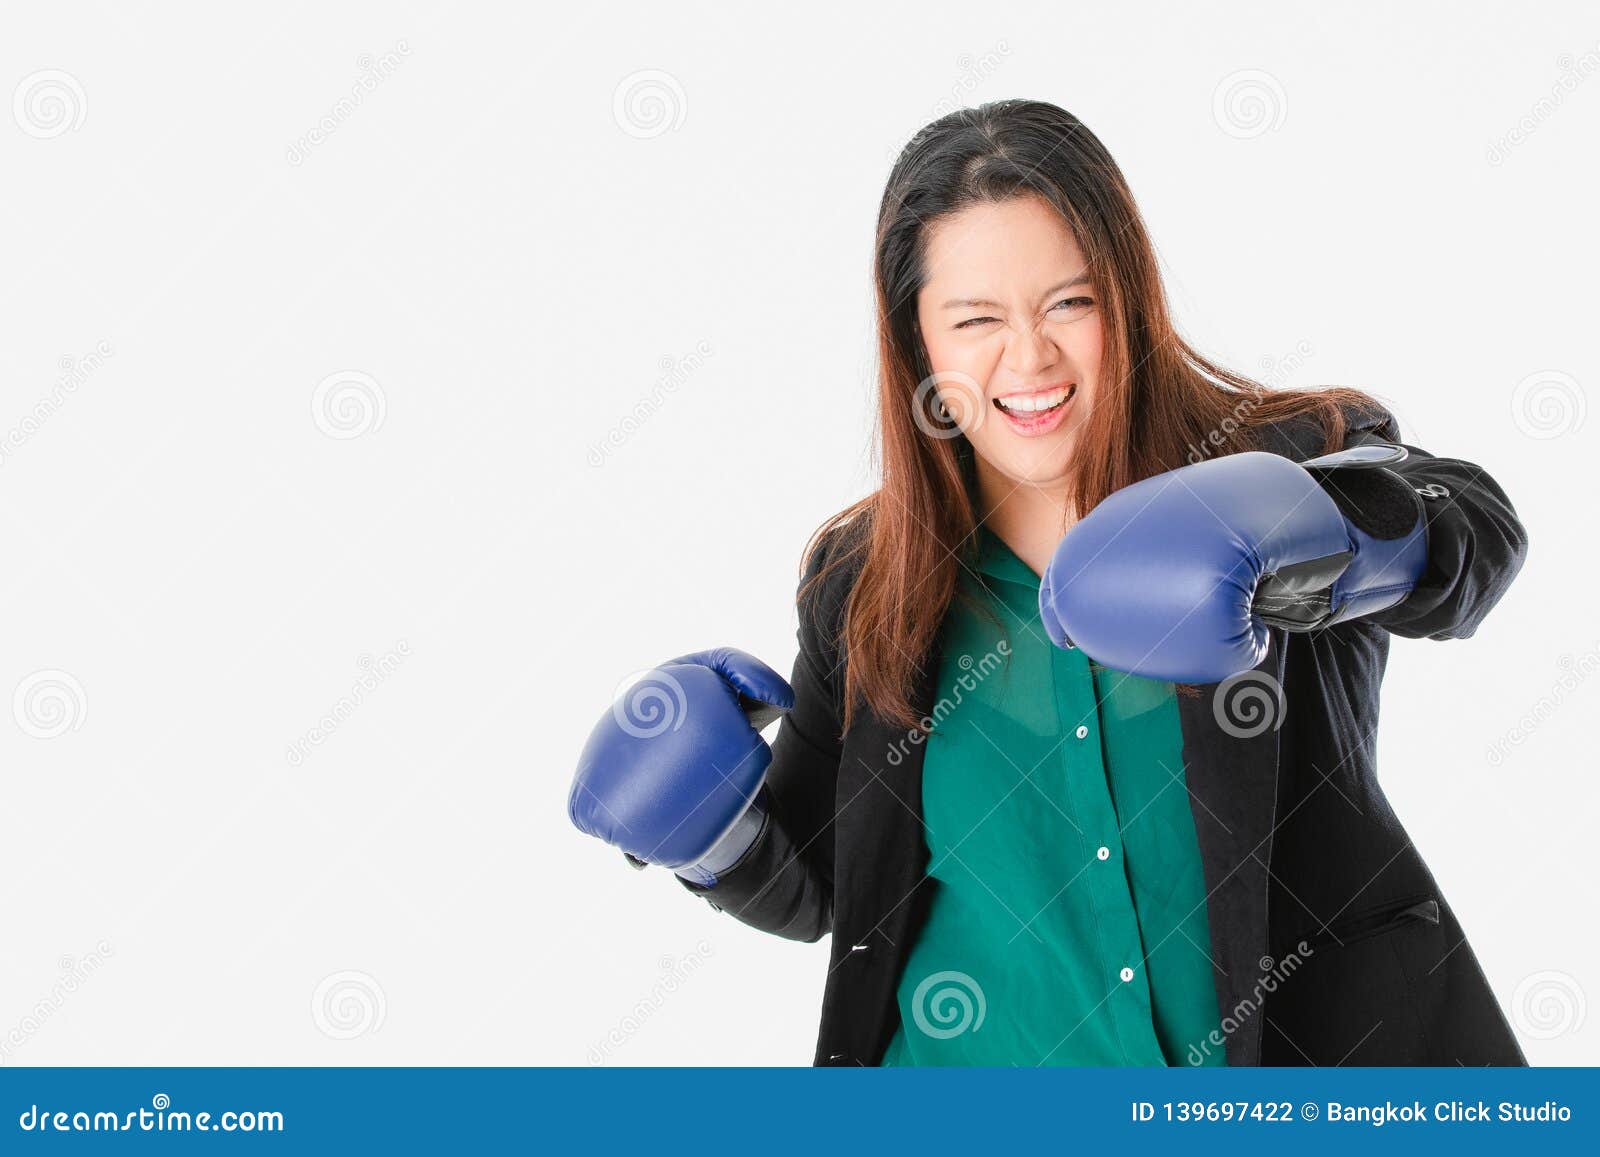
818;653;942;1064
1174;632;1285;1067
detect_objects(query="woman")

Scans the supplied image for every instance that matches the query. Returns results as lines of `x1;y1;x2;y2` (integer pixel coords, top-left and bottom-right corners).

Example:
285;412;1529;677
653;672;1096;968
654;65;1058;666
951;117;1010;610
569;99;1529;1067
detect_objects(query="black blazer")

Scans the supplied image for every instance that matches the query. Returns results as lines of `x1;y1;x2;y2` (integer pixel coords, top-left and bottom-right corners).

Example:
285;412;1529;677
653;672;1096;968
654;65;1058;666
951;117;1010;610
680;403;1530;1067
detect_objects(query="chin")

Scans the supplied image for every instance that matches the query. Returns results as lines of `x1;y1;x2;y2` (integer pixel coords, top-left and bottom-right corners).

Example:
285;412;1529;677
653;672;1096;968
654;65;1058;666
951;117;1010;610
994;434;1076;483
995;452;1074;490
970;421;1081;492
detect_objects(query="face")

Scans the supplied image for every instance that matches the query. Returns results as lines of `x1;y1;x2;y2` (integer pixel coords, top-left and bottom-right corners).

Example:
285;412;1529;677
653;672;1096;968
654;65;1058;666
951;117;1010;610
914;193;1104;497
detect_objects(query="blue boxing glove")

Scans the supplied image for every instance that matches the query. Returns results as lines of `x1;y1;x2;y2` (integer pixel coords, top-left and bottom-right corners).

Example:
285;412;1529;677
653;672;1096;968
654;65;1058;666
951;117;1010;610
1038;443;1429;683
568;647;793;886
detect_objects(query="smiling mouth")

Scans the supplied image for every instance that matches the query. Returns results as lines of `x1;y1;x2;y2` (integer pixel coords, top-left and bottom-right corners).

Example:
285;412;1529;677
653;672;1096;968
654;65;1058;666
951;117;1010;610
994;383;1076;417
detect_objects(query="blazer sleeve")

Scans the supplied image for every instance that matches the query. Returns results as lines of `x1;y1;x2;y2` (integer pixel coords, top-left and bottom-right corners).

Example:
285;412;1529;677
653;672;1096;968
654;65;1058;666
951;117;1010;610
1336;405;1530;640
673;527;850;942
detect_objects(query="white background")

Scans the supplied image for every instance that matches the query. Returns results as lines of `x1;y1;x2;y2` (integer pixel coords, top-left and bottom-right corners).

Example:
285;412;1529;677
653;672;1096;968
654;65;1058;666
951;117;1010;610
1;1;1596;1067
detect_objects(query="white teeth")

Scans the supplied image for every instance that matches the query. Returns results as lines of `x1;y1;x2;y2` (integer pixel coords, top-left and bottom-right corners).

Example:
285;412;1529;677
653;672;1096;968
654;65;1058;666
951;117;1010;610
996;387;1070;413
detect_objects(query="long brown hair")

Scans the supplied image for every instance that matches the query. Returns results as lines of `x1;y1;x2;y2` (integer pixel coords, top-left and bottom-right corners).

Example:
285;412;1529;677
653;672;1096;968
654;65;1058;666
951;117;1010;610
807;99;1385;732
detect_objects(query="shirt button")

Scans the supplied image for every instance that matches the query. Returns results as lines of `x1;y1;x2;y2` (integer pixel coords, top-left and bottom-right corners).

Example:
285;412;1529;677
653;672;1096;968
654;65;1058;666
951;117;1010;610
1075;724;1089;740
1120;966;1135;983
1097;846;1110;861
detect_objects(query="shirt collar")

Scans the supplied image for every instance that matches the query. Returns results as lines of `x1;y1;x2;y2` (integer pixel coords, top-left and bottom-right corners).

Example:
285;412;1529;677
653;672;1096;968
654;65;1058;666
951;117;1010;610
974;526;1043;589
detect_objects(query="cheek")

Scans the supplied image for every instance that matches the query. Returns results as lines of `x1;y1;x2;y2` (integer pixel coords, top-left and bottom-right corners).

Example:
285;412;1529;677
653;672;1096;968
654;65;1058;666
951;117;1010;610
922;330;968;374
919;332;997;424
932;374;986;432
1071;316;1105;376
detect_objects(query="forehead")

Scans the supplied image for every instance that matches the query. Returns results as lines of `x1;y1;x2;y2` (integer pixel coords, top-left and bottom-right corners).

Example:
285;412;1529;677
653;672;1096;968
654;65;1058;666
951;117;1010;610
919;194;1087;295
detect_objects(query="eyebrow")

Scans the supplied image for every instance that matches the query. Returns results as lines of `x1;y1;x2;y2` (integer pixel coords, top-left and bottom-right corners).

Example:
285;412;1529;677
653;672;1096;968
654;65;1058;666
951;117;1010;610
940;272;1093;311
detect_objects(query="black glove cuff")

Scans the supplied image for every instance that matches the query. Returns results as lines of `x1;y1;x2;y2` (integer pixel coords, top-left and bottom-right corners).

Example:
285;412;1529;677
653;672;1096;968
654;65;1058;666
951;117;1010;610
1299;441;1425;542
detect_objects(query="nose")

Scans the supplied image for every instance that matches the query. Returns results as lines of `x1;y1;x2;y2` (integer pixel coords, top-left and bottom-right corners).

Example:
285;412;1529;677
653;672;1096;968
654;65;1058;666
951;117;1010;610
1002;324;1060;380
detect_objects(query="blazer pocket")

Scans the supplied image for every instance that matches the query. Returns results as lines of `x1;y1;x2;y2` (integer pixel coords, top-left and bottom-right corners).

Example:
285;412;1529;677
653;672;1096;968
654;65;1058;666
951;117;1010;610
1295;893;1440;953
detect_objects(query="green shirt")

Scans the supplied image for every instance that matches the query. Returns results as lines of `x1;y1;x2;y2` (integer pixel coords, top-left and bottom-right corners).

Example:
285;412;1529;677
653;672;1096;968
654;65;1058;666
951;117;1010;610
880;528;1226;1067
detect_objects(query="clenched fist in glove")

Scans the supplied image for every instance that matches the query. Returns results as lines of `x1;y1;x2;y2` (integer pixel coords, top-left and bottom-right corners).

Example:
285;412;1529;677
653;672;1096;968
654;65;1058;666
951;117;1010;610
1038;442;1430;683
568;647;793;886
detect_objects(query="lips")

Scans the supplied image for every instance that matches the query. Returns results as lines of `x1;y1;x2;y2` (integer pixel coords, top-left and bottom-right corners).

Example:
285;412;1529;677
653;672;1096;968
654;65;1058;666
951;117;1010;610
995;384;1073;414
992;383;1076;435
